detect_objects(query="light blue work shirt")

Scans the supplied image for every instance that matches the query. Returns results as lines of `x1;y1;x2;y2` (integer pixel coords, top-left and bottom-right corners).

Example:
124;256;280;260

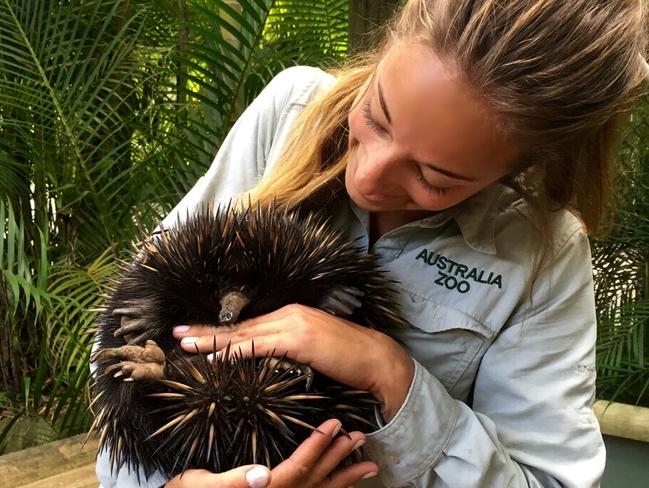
96;66;605;488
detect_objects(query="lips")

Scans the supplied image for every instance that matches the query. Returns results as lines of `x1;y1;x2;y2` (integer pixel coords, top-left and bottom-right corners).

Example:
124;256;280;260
361;192;401;202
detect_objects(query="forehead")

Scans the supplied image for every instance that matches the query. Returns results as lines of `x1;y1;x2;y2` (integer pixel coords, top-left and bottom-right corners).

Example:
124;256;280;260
377;43;516;175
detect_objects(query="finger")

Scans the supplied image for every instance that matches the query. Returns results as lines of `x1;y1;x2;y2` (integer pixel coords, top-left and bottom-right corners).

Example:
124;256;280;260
181;323;293;355
178;335;219;353
172;305;305;340
173;315;291;340
270;419;341;485
325;461;379;488
173;322;270;343
173;324;220;338
206;334;293;361
173;303;323;348
165;465;271;488
310;431;367;481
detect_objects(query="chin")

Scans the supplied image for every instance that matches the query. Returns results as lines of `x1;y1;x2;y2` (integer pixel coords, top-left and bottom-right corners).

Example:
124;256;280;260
349;193;421;213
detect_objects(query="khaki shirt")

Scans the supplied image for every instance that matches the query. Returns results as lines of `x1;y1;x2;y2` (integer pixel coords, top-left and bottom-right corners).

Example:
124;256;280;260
96;66;605;488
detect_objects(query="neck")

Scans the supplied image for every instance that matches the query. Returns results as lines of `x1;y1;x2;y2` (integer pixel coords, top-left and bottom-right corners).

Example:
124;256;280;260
369;210;435;245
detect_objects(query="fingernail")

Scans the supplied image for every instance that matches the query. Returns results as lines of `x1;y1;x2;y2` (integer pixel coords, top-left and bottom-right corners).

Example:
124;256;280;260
362;471;378;479
181;337;197;346
246;465;270;488
353;438;366;450
174;325;190;334
333;421;342;436
207;351;221;363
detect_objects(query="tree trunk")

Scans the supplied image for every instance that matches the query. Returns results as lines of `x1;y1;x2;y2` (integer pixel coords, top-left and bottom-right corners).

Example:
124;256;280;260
348;0;401;54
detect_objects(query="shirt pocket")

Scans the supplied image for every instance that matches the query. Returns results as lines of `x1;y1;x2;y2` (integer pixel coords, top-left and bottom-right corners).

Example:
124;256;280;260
390;286;495;398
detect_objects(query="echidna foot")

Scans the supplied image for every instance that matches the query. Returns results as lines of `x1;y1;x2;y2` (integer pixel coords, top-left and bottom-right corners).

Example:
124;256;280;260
106;360;164;382
318;286;364;317
100;340;165;382
112;305;154;344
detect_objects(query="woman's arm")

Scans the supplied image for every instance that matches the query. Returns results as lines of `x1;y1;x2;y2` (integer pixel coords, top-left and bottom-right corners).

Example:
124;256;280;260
157;65;334;230
363;227;604;487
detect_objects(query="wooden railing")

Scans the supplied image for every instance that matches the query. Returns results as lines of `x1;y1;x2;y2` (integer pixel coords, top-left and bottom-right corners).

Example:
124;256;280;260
0;434;98;488
0;401;648;487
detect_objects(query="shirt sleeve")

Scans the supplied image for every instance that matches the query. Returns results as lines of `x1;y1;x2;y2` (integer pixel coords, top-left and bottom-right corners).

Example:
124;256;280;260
94;65;332;488
364;227;605;488
158;65;332;229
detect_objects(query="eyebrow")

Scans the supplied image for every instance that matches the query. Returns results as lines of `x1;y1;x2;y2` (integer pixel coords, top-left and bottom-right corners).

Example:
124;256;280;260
421;163;478;182
377;78;392;124
376;77;478;183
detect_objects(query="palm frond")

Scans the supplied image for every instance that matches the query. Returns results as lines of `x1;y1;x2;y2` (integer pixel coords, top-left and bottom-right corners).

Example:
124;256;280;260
147;0;349;201
0;0;164;255
593;93;649;406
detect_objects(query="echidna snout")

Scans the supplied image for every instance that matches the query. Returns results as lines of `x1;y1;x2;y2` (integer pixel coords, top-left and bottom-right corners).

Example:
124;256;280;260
218;289;251;324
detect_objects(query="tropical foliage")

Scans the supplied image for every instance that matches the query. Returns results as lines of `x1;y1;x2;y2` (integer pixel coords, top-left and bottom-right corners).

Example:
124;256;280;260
592;99;649;405
0;0;348;452
0;0;647;453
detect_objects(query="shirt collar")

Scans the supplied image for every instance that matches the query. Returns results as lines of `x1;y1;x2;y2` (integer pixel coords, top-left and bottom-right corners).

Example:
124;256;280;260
347;184;506;255
449;184;505;255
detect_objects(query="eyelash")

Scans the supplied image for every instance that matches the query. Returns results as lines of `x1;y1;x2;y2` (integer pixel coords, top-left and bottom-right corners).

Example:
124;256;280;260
416;172;449;196
362;101;387;135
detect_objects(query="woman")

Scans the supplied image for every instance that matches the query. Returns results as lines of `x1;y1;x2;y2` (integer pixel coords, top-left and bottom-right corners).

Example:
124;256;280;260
95;1;648;487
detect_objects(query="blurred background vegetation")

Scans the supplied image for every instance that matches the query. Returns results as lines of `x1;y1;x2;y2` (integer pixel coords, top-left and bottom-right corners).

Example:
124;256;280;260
0;0;646;453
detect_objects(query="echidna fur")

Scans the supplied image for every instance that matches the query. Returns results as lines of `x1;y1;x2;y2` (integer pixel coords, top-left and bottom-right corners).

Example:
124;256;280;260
90;204;407;480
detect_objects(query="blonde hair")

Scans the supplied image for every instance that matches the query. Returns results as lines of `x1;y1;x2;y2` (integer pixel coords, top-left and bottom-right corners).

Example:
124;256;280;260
250;0;648;237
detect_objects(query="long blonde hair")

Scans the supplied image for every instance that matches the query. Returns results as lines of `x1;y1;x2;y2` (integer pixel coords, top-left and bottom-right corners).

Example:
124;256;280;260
250;0;648;237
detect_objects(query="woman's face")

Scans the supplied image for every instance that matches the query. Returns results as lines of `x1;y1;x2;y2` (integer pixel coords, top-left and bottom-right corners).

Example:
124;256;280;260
346;42;519;215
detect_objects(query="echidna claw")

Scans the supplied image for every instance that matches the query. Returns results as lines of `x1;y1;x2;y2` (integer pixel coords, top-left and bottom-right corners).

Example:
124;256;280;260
97;341;166;383
113;319;147;337
112;305;148;316
129;330;156;345
318;286;364;317
111;302;155;344
114;318;154;344
303;365;314;390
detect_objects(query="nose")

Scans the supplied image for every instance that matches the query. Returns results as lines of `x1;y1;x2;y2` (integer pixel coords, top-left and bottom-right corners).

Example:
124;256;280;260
355;148;404;193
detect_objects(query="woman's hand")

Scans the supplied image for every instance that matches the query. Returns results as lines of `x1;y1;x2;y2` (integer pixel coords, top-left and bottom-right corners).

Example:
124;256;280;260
173;304;414;420
164;419;378;487
165;464;271;488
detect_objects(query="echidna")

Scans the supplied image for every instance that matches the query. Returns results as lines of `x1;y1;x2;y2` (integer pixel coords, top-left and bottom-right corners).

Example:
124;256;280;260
90;204;406;481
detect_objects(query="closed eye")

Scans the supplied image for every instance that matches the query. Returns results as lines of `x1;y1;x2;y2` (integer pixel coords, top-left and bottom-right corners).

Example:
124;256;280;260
362;101;387;135
415;170;449;195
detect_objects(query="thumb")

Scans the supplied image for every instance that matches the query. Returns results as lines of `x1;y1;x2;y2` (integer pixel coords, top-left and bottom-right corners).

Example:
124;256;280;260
166;466;271;488
212;464;271;488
